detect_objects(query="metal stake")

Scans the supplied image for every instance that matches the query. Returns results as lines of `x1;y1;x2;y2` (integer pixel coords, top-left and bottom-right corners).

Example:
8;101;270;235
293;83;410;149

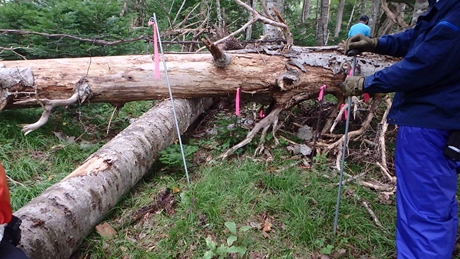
153;13;191;184
333;55;357;236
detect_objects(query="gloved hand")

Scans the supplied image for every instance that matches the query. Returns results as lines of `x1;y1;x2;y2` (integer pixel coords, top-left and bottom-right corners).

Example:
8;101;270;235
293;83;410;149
3;215;22;246
344;76;365;96
345;34;378;55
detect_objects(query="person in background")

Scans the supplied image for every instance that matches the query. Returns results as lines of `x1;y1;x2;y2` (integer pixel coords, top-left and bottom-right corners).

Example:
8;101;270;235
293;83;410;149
0;162;29;259
348;15;371;37
343;0;460;258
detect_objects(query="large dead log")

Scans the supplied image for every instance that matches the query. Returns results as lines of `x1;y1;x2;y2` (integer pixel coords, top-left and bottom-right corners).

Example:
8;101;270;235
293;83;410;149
1;46;396;135
0;46;395;110
14;97;213;259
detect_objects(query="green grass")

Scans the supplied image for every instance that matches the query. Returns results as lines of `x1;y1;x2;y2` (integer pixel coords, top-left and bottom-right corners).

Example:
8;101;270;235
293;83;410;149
2;100;397;258
71;152;396;258
0;101;153;210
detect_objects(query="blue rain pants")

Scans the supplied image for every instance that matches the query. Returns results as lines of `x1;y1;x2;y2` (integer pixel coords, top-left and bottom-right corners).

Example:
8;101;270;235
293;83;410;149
395;126;460;258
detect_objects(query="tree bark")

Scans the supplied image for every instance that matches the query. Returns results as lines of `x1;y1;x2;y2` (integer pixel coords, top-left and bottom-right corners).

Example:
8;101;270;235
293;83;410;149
333;0;346;37
315;0;330;46
370;0;381;36
14;97;213;259
262;0;286;39
301;0;312;23
1;47;395;109
411;0;429;26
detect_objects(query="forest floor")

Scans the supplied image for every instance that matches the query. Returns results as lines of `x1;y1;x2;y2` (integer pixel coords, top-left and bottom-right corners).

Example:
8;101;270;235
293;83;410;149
2;97;445;258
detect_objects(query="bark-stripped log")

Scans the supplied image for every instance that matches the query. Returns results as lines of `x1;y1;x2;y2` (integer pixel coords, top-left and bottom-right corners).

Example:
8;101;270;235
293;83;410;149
14;97;213;259
0;46;396;110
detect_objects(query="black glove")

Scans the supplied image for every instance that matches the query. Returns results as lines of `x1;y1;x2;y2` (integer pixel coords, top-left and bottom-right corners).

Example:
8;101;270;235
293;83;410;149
3;215;22;246
343;76;365;96
345;34;378;55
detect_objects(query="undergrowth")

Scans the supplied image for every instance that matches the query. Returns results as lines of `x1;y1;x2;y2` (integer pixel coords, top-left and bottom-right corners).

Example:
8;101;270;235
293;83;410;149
2;99;398;258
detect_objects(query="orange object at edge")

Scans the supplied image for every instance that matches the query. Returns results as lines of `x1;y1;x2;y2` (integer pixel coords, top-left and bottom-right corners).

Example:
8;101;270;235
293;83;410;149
0;162;12;224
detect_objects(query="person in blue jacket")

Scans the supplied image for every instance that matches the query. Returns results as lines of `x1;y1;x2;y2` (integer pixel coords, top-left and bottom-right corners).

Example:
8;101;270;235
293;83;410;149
343;0;460;258
348;15;371;37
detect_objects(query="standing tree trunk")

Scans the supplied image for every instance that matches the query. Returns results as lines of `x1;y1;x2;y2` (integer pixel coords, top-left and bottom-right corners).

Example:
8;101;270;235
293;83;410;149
262;0;286;39
301;0;312;23
246;0;256;40
216;0;223;28
411;0;429;26
315;0;330;45
333;0;346;37
346;0;357;33
370;0;381;36
15;97;214;259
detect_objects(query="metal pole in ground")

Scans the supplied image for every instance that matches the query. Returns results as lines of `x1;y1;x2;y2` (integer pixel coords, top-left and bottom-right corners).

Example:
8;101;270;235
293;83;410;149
333;51;358;236
153;13;191;184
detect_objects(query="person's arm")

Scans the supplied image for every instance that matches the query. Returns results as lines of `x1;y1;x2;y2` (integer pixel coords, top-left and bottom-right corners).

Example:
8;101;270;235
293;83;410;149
365;15;460;93
373;28;414;57
0;162;13;242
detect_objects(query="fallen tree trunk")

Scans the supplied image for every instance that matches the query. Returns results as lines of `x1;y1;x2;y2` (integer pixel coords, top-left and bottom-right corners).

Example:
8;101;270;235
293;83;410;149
14;97;213;259
0;46;395;109
1;46;396;135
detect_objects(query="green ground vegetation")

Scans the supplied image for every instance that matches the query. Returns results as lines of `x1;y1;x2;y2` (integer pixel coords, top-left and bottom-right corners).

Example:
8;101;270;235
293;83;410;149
2;100;398;258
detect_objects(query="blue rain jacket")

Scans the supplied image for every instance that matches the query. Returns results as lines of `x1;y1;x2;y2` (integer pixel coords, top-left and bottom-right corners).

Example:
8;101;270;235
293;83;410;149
363;0;460;130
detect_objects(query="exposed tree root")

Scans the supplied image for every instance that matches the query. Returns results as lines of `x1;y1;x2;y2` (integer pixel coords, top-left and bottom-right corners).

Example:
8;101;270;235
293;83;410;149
219;107;282;159
326;95;383;172
19;77;93;135
377;95;394;182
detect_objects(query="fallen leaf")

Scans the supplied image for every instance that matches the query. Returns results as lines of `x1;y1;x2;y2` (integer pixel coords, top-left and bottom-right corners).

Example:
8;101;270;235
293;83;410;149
249;221;262;229
335;248;347;258
95;222;117;238
248;252;266;259
262;219;272;233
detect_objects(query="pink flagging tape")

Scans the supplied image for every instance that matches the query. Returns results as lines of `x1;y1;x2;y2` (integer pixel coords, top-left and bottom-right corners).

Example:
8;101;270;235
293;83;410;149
259;109;265;118
153;23;160;79
340;103;348;120
318;85;327;101
236;87;241;116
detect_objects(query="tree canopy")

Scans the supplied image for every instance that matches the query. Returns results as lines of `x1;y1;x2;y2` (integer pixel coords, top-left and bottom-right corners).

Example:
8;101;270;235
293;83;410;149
0;0;424;60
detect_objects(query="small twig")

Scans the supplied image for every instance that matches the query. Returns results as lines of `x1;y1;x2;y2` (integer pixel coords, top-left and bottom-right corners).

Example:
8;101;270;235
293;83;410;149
279;135;297;145
376;162;396;183
362;200;384;229
6;175;26;187
106;106;119;135
330;101;349;133
0;29;148;46
338;171;367;185
358;180;395;192
0;47;28;60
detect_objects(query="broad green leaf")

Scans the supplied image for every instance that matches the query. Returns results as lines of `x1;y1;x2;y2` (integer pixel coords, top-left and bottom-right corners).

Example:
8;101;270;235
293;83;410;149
227;246;247;256
203;251;215;259
227;235;237;246
225;221;237;235
320;244;334;255
205;237;216;251
239;226;251;232
216;245;229;254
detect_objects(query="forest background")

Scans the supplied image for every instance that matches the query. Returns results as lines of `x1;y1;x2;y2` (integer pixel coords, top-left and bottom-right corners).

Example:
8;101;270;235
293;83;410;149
0;0;443;259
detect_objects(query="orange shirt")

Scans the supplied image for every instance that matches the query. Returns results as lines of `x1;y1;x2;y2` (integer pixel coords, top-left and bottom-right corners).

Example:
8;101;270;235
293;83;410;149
0;162;12;224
